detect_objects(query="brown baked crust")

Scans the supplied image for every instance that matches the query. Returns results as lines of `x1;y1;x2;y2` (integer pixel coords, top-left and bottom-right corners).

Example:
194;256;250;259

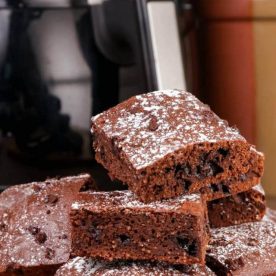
55;257;215;276
70;191;209;265
0;174;96;276
91;90;264;202
208;185;266;228
206;217;276;275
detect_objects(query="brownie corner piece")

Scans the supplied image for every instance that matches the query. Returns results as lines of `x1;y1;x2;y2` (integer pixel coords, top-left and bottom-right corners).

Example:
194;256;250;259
91;89;264;202
206;217;276;275
0;173;96;275
70;190;209;265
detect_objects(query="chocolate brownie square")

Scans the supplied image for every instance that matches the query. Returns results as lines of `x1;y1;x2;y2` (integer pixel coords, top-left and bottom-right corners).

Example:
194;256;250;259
206;216;276;275
70;191;209;265
55;257;215;276
208;185;266;228
91;90;264;202
0;174;96;276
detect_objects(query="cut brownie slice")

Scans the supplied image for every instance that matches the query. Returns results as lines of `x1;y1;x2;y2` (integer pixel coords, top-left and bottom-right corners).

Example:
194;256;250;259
0;174;96;276
208;185;266;228
91;89;264;202
55;257;215;276
70;190;209;265
206;216;276;276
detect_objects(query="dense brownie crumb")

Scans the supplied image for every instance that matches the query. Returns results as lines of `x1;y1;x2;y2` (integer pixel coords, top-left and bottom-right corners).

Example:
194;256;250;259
91;90;264;202
208;185;266;228
70;191;209;265
206;215;276;275
55;257;215;275
0;174;96;276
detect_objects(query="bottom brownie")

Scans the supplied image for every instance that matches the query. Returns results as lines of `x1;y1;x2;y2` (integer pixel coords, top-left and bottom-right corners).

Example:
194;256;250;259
71;191;209;265
208;185;266;228
0;174;96;276
55;257;215;276
206;213;276;276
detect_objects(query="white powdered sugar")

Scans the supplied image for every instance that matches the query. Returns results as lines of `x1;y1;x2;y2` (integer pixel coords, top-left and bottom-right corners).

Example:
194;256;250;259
56;257;212;276
208;218;276;270
92;89;244;169
71;190;201;212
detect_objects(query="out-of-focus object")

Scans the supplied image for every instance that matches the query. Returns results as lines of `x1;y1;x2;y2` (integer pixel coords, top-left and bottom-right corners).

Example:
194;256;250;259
197;0;276;197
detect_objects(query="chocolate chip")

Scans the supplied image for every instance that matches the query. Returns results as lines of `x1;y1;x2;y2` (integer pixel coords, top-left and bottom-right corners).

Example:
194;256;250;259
32;185;42;193
247;238;258;246
35;231;47;244
46;210;51;215
187;240;198;257
28;226;40;235
225;257;244;271
44;194;59;205
61;234;68;239
148;115;158;131
210;184;219;192
176;237;189;249
0;222;7;231
45;248;55;259
118;234;130;245
129;105;144;114
210;162;224;176
222;185;230;194
183;180;192;191
218;148;229;158
80;180;95;192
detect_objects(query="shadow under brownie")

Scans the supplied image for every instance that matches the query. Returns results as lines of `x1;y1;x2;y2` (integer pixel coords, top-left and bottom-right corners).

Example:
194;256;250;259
91;90;264;202
70;190;209;265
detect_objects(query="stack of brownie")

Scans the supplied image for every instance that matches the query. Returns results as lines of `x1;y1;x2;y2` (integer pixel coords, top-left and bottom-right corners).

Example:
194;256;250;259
0;89;275;276
66;89;274;275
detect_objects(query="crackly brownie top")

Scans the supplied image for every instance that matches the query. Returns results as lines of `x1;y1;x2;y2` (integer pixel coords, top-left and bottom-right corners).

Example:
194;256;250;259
55;257;214;276
208;217;276;273
0;174;95;271
92;90;246;169
72;190;203;213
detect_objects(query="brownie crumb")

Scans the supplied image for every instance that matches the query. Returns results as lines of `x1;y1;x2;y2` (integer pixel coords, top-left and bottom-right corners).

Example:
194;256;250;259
0;222;7;231
32;185;42;193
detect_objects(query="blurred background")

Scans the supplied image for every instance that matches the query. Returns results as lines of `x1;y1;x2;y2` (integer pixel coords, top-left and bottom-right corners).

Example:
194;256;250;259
0;0;275;207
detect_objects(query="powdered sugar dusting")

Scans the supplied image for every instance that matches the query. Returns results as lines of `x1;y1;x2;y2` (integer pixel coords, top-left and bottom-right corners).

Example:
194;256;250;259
72;190;201;212
92;90;244;169
208;218;276;271
56;257;214;275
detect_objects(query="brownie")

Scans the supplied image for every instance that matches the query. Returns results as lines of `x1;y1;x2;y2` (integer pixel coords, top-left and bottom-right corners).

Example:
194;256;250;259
0;174;96;276
91;89;264;202
206;216;276;275
208;184;266;228
55;257;215;276
70;190;209;265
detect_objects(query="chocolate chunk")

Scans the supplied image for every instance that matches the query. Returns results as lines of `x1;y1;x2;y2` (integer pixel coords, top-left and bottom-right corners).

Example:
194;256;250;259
118;234;130;245
148;115;158;131
45;248;55;260
225;257;244;271
35;231;47;244
44;194;59;205
28;226;40;235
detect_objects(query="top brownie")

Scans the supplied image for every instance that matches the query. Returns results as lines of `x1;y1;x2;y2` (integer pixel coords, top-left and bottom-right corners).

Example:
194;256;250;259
91;90;264;202
0;174;95;275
